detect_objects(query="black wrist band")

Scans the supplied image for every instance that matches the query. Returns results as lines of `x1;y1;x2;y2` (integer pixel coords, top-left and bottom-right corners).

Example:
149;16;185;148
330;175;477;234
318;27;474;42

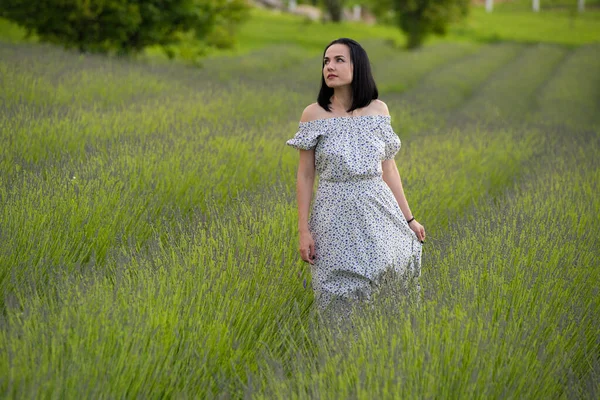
406;217;415;224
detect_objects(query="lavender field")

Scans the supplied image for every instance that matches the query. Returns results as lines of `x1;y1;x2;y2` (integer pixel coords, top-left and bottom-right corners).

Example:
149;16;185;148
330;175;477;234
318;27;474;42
1;20;599;398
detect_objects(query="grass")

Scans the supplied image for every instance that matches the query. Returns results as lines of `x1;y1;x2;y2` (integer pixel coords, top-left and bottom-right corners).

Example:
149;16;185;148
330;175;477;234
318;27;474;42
229;6;600;52
0;5;599;399
450;6;600;45
222;6;600;54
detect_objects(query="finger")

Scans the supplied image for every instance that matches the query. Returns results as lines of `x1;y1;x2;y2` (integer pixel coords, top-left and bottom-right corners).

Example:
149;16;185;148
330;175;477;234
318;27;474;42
301;249;314;264
300;249;308;262
309;243;316;259
415;229;422;242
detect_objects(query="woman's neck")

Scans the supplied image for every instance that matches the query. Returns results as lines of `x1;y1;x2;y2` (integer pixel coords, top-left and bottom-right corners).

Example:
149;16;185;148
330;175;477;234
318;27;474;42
332;87;353;114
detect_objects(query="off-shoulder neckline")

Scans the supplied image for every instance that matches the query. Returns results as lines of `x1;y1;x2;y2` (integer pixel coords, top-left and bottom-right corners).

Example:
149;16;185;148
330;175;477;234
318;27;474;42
299;114;391;126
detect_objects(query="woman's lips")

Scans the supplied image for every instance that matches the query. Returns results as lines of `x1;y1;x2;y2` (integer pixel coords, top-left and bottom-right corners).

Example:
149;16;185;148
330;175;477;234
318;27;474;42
327;74;337;79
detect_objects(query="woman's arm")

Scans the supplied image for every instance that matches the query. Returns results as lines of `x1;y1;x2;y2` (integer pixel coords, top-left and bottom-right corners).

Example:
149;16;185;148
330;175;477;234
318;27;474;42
297;149;315;233
382;159;412;219
382;159;426;242
296;149;316;263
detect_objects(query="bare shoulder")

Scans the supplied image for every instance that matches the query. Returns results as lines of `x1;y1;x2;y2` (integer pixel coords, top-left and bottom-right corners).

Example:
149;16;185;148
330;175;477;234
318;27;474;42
370;99;390;116
300;103;327;122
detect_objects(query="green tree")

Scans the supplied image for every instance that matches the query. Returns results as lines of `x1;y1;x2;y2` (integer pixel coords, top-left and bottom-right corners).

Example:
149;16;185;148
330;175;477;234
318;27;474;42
323;0;345;21
368;0;469;49
0;0;248;55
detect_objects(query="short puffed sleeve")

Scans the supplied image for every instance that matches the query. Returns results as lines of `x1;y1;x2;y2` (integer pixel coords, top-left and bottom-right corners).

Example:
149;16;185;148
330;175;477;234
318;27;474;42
380;119;401;159
286;123;321;150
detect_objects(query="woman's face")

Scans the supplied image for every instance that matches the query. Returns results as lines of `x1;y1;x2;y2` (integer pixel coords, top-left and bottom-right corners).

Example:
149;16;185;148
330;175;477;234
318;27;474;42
323;44;353;88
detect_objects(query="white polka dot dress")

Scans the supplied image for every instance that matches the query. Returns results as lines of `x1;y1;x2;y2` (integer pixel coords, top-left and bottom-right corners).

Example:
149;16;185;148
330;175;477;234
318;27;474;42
287;115;422;312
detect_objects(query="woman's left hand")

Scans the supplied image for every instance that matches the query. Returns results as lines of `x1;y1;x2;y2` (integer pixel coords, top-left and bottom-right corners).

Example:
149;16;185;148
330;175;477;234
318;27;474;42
409;220;426;243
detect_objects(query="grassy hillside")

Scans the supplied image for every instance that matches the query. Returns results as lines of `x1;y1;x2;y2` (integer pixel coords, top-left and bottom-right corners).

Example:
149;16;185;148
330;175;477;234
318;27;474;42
0;6;599;399
1;5;599;54
167;6;600;57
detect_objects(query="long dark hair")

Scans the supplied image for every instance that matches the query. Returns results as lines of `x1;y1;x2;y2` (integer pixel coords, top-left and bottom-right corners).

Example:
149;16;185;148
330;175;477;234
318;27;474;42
317;38;378;113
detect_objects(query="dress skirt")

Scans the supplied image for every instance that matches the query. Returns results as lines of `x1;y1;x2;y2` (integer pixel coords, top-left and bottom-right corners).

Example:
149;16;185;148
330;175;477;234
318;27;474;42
310;176;422;311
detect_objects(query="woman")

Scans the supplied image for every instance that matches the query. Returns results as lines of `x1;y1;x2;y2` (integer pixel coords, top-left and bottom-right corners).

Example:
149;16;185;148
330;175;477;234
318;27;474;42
287;38;426;316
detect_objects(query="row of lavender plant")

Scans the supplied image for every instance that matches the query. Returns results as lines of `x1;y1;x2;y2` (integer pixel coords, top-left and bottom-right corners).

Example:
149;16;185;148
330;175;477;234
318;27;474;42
0;39;598;397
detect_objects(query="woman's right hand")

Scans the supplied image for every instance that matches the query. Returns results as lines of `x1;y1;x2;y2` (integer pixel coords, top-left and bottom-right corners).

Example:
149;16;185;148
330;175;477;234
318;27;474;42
299;230;316;264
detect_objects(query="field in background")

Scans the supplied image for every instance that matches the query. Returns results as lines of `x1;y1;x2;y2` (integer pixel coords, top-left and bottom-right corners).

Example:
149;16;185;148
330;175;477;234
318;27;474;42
0;5;599;398
1;4;599;54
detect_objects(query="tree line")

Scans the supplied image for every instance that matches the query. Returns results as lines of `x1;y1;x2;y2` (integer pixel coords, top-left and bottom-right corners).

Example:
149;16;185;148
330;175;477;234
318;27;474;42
0;0;470;56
